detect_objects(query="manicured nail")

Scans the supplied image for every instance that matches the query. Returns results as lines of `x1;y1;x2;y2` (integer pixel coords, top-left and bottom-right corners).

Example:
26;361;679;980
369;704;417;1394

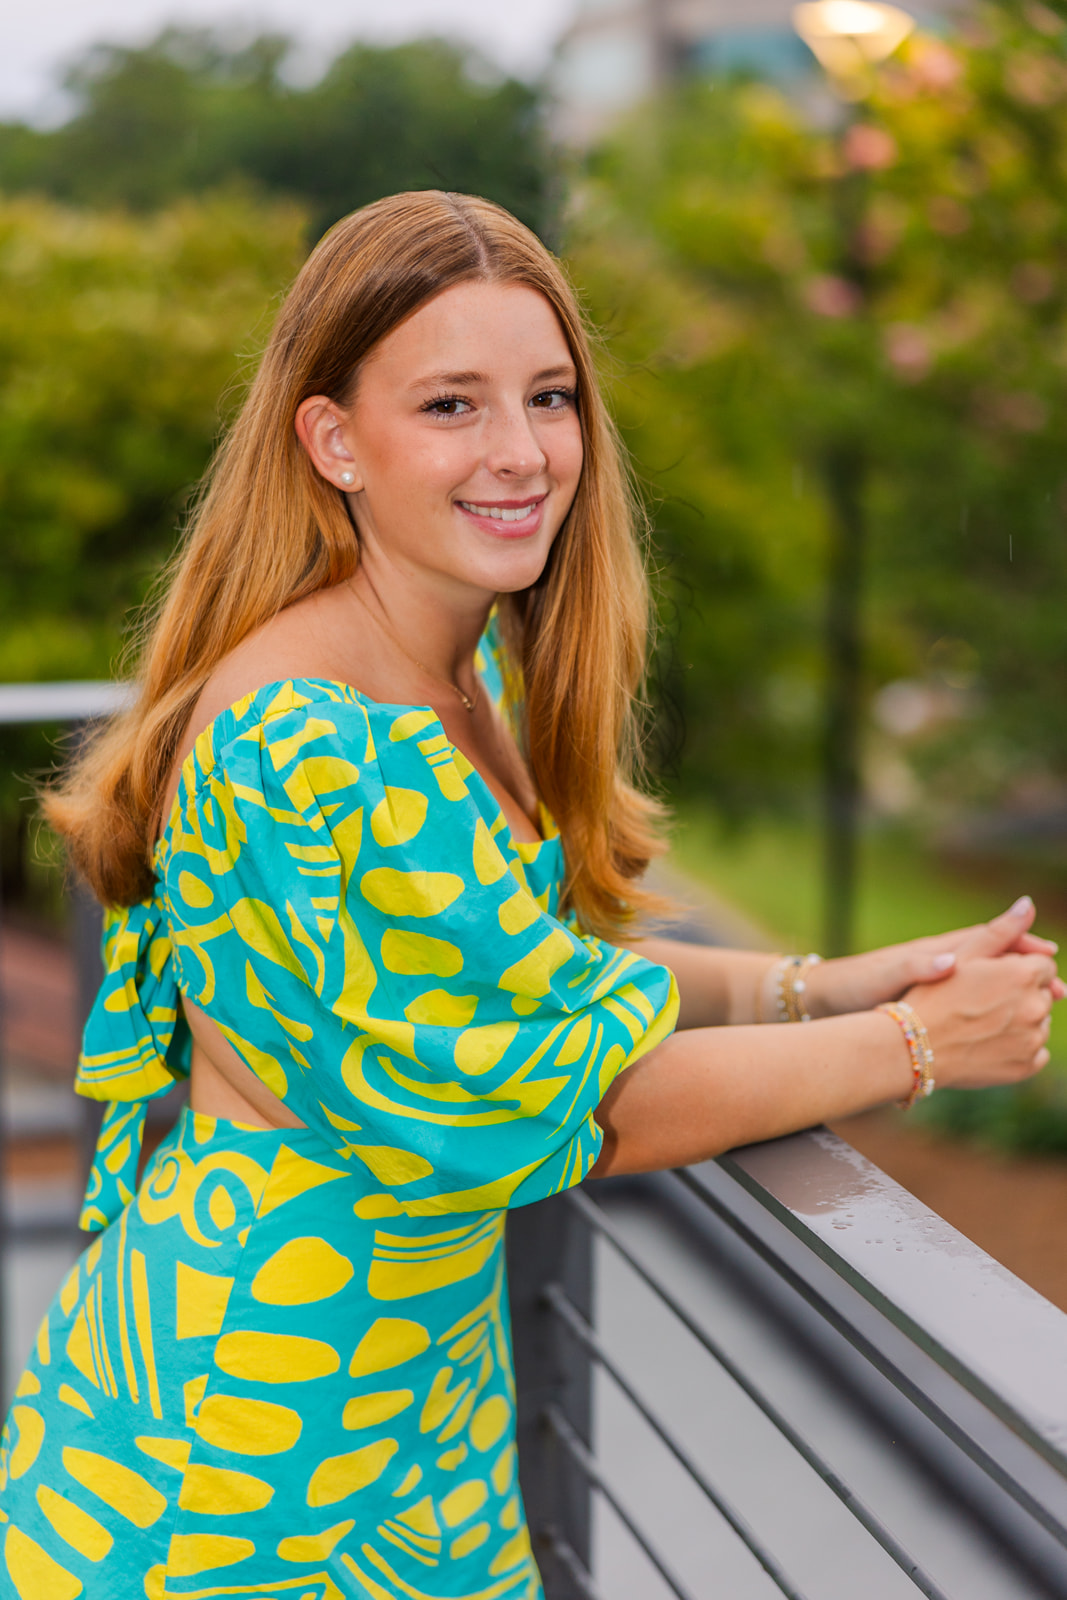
1010;895;1034;916
932;952;956;971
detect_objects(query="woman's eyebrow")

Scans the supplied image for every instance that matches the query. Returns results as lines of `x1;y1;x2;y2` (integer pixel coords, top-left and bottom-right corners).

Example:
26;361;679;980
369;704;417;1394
412;370;485;389
409;364;577;391
531;365;578;384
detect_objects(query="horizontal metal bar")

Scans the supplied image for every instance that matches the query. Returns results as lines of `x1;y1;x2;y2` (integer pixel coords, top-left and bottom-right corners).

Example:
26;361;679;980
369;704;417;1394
539;1527;605;1600
546;1283;810;1600
569;1185;953;1600
673;1164;1067;1556
2;1219;82;1247
0;682;130;725
545;1404;699;1600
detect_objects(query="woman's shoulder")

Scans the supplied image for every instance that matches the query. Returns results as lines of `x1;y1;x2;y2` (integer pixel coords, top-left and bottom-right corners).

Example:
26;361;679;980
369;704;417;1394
164;596;507;825
173;595;349;763
162;598;378;820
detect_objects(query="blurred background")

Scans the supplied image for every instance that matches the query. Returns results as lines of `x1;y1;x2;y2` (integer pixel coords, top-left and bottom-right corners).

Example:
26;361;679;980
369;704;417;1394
3;0;1067;1367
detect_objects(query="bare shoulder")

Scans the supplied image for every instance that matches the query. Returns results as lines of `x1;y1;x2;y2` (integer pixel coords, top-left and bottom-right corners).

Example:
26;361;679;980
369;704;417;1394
185;598;333;752
161;587;357;825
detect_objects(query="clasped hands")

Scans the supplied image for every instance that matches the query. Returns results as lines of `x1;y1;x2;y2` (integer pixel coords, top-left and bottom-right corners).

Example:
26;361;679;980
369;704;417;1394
795;896;1062;1091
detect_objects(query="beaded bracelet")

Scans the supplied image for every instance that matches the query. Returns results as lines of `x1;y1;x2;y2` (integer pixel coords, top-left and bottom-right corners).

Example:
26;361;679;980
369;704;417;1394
772;953;823;1023
877;1000;936;1109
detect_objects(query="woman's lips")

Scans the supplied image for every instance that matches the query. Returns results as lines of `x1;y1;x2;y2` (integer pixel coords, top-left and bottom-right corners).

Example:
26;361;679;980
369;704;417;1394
455;496;546;537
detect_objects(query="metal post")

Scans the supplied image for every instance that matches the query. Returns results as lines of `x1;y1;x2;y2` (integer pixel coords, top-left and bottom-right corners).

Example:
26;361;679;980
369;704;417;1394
507;1192;594;1598
70;876;104;1199
67;720;106;1198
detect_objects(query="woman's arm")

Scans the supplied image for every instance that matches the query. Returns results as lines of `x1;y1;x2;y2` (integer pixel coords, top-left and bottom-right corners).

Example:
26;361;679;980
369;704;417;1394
621;897;1063;1031
591;1006;911;1174
593;929;1058;1178
620;938;774;1028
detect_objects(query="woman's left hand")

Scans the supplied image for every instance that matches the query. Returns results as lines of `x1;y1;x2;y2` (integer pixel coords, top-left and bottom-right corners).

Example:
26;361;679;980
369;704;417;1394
805;895;1066;1018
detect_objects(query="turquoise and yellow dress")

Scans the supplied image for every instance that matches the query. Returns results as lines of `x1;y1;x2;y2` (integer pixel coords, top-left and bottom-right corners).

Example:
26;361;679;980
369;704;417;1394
0;641;677;1600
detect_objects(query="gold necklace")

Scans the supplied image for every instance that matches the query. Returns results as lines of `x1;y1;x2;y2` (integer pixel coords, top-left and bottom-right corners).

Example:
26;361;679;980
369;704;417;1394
349;584;480;714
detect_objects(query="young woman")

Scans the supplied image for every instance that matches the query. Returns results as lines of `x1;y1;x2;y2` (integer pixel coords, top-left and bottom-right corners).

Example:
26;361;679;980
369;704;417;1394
1;191;1058;1600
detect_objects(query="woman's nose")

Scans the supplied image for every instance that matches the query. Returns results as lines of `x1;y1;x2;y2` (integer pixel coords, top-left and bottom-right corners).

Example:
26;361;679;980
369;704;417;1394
484;404;547;478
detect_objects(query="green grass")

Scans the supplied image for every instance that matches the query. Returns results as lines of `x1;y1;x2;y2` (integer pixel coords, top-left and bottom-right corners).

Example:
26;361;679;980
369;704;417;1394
669;808;1067;1154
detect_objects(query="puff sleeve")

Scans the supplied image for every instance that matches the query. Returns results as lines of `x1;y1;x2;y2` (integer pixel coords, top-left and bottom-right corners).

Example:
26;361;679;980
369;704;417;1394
159;683;678;1217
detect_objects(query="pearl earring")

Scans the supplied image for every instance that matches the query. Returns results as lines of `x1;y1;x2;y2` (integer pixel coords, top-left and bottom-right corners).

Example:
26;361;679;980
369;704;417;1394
339;471;355;486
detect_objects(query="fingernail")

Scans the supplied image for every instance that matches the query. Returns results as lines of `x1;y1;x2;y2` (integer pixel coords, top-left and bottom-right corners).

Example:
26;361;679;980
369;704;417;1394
932;952;956;970
1048;942;1060;954
1010;895;1034;916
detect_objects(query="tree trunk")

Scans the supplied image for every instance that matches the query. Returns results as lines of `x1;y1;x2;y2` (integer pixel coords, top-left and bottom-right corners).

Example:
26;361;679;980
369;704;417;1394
822;445;866;957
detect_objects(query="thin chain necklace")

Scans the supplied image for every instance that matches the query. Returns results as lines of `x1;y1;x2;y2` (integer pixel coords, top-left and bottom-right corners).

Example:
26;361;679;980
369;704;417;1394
348;583;480;714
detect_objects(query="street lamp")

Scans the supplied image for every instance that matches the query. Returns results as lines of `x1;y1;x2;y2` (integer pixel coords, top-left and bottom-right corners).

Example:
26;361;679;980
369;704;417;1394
793;2;915;95
790;0;915;955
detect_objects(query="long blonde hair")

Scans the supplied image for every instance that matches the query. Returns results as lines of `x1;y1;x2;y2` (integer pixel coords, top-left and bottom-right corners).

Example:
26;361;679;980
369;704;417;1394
46;191;666;935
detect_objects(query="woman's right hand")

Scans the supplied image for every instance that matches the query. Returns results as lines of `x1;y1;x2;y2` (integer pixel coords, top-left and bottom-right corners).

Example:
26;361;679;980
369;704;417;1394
904;906;1060;1090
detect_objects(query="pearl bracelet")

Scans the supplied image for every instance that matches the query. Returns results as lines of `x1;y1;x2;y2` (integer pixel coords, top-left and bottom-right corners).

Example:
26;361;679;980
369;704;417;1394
772;953;823;1023
877;1000;936;1109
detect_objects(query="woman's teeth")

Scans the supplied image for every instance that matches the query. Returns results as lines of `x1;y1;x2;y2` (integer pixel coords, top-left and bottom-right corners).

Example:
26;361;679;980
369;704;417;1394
458;502;535;522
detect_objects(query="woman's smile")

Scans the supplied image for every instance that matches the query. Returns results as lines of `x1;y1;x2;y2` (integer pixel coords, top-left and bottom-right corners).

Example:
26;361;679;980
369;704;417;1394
455;492;547;536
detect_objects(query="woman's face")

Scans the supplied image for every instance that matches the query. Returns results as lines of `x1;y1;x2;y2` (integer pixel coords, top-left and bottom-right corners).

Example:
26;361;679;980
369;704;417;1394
305;280;584;598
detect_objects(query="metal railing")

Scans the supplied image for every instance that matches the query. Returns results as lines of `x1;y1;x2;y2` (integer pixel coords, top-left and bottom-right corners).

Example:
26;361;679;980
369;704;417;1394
4;683;1067;1597
509;1147;1067;1598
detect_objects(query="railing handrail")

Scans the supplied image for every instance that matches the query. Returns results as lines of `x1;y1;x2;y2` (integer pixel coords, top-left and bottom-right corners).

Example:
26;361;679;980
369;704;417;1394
718;1128;1067;1469
0;681;129;725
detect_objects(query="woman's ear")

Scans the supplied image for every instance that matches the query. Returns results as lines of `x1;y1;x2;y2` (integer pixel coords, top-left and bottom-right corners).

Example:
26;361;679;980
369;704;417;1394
295;396;363;492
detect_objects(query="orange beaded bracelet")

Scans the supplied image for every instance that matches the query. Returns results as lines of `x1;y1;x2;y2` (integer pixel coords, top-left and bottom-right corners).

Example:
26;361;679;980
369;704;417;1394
877;1000;936;1109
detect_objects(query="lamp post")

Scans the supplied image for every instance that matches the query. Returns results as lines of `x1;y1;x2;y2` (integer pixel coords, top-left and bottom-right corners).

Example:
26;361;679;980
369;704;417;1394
792;1;914;957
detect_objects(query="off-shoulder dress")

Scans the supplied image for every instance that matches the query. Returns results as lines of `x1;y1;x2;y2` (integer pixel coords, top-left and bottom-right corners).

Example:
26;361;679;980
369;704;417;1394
0;635;677;1600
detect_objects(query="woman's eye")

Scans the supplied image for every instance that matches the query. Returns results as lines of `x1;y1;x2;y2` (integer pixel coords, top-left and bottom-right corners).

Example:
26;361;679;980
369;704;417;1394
423;396;471;417
530;388;575;410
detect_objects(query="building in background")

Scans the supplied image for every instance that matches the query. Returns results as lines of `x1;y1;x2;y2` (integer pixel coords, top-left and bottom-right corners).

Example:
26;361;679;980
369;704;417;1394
550;0;968;145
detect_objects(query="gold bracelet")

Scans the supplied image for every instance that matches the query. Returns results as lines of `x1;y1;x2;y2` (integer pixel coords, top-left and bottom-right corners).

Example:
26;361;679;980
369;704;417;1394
772;953;823;1023
877;1000;936;1108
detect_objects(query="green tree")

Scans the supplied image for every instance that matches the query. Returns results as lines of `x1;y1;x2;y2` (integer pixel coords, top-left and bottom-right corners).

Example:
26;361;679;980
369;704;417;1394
568;0;1067;893
0;190;306;897
0;31;551;240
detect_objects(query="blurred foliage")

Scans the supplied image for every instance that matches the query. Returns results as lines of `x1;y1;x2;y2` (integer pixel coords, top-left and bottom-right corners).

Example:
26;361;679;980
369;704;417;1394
568;0;1067;820
0;191;306;678
0;30;551;242
915;1077;1067;1155
0;191;307;891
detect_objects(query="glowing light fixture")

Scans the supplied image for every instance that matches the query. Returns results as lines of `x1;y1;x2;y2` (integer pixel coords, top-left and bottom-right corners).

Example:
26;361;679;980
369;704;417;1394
793;1;915;89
